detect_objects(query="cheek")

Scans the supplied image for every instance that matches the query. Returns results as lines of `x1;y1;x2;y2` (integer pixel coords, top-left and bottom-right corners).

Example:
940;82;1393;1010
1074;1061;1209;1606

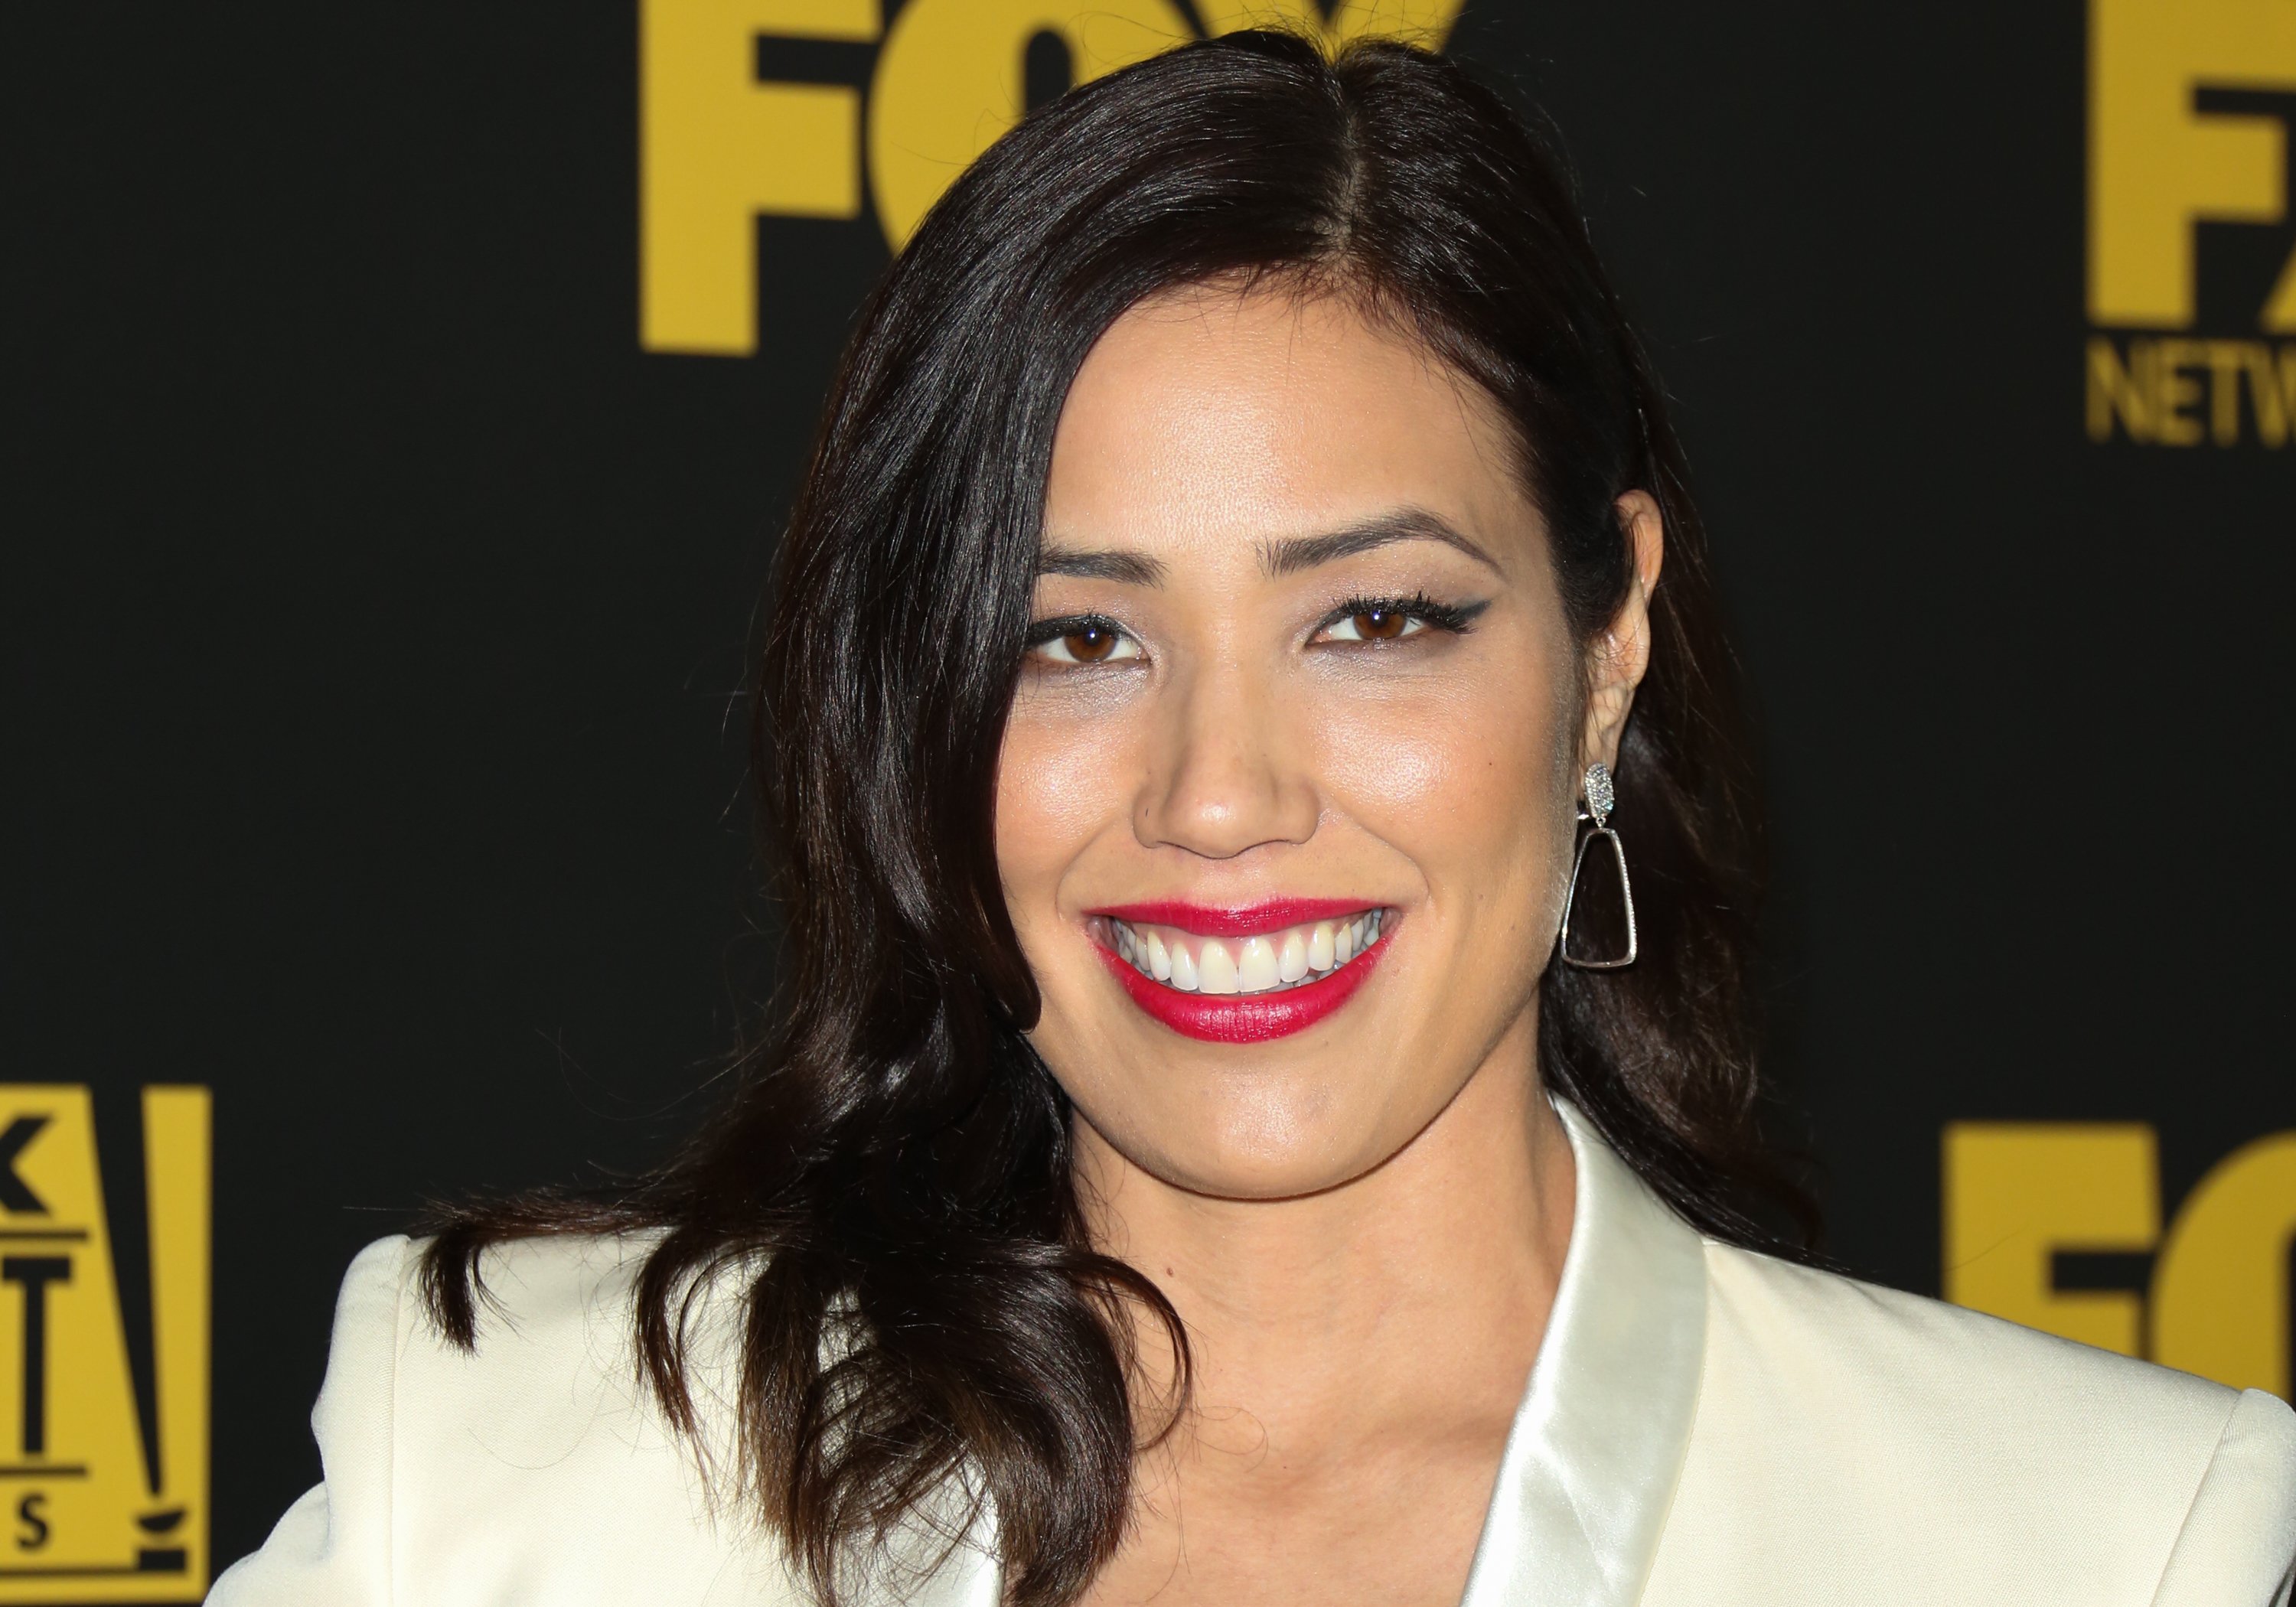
994;698;1136;916
1309;650;1574;878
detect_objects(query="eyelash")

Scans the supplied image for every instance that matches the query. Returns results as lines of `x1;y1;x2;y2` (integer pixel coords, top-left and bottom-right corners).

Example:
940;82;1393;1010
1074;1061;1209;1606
1020;592;1486;667
1023;614;1140;665
1313;591;1487;642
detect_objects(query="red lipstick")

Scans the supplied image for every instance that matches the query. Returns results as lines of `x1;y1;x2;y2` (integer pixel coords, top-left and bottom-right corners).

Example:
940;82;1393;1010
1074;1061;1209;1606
1087;901;1392;1044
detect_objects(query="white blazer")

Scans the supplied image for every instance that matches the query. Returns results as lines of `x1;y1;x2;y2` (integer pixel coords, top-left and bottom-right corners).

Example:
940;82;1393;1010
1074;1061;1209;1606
213;1103;2296;1606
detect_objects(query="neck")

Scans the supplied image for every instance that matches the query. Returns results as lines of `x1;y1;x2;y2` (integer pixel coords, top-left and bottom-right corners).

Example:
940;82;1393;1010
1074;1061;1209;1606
1071;1012;1575;1468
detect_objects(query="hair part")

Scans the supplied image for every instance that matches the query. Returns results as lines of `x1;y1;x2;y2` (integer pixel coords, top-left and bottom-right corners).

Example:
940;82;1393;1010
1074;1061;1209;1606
422;30;1815;1607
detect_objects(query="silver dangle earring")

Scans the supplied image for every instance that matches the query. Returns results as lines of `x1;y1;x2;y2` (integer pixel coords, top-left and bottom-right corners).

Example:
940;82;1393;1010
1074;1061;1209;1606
1560;761;1638;970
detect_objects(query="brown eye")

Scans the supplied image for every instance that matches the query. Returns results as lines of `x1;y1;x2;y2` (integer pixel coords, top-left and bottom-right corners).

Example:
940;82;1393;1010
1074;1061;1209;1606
1063;624;1118;662
1316;601;1439;646
1031;619;1140;665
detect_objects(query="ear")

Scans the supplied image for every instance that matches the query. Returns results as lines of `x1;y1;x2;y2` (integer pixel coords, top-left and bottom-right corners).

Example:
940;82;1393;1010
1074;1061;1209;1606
1580;491;1666;773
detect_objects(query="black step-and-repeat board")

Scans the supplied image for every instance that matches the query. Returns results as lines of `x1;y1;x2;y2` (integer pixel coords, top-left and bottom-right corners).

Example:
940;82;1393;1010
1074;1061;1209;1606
8;1;2293;1595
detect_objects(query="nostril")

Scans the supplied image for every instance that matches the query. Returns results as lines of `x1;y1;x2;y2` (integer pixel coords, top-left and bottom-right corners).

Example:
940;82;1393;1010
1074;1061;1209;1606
1134;787;1320;859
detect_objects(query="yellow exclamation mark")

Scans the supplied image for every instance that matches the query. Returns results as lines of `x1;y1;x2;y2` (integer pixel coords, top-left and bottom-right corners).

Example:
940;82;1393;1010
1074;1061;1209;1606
140;1090;208;1592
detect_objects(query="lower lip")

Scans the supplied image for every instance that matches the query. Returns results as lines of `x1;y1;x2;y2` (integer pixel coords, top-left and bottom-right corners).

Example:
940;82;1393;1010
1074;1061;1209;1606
1094;924;1391;1044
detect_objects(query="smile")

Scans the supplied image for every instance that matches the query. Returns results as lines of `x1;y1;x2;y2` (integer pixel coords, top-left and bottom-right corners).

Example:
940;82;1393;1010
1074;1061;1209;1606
1093;909;1385;995
1084;899;1394;1044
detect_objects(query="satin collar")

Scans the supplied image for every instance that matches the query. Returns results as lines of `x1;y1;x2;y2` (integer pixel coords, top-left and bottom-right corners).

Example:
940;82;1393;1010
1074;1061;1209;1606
911;1098;1708;1607
1455;1098;1707;1606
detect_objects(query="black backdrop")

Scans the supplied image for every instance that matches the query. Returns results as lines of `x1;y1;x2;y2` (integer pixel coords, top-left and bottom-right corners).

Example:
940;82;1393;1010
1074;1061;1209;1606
8;1;2294;1596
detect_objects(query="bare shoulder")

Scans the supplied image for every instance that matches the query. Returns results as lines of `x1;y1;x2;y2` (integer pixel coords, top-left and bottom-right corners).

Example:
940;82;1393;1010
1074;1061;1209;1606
1644;1240;2296;1607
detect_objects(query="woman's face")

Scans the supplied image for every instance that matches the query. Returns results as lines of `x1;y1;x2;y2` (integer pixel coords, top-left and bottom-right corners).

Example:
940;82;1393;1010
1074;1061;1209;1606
996;284;1655;1202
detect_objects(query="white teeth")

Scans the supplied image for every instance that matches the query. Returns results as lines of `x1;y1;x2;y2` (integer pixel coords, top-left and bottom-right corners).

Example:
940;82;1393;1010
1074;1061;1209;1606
1237;937;1278;991
1199;939;1240;995
1169;942;1199;990
1277;929;1308;983
1104;908;1388;998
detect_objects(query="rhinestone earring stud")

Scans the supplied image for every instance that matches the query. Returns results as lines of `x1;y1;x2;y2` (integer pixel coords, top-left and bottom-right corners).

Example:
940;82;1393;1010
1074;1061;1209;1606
1560;761;1637;969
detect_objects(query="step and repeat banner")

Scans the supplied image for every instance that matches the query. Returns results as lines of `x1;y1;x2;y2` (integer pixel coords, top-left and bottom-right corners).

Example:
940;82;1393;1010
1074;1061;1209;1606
8;0;2293;1596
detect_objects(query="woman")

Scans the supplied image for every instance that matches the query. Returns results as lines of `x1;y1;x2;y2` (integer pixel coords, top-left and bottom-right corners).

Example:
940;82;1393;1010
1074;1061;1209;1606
214;31;2295;1607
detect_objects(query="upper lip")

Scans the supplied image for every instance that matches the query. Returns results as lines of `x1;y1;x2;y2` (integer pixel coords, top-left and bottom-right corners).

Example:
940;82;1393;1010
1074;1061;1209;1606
1085;898;1381;937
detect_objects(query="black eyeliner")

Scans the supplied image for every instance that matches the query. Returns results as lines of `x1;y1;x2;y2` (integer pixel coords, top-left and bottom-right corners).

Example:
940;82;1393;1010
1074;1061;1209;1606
1022;611;1122;648
1318;591;1491;636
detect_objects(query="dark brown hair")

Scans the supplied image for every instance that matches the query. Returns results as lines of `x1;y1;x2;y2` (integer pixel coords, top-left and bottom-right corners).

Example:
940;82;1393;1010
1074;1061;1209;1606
424;31;1809;1607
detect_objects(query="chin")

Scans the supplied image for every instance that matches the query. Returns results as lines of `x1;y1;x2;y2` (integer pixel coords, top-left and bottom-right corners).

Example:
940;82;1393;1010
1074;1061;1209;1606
1080;1070;1407;1202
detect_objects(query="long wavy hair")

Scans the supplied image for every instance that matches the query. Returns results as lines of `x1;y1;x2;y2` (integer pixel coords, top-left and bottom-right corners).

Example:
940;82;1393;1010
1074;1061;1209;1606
424;30;1811;1607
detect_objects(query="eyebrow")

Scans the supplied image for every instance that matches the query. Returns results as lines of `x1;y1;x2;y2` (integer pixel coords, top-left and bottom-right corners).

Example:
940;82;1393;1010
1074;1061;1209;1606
1261;509;1502;578
1035;547;1167;585
1032;507;1500;587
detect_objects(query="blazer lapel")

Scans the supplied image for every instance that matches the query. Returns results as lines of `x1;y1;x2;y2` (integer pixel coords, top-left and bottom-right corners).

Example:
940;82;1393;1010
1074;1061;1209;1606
901;1099;1707;1607
1455;1100;1709;1607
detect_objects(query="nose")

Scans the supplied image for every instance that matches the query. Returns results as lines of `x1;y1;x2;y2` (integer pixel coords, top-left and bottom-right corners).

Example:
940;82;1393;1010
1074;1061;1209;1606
1133;657;1321;860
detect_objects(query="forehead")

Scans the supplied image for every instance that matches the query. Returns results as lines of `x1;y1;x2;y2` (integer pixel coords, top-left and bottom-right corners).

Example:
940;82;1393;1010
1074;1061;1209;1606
1044;282;1533;557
